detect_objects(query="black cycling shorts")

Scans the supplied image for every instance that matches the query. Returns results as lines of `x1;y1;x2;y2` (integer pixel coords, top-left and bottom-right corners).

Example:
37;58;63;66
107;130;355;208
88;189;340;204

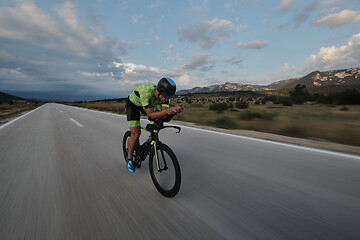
126;97;146;127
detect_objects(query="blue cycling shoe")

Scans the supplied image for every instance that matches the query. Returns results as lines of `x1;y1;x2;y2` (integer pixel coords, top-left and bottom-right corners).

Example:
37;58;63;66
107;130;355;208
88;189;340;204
125;157;135;173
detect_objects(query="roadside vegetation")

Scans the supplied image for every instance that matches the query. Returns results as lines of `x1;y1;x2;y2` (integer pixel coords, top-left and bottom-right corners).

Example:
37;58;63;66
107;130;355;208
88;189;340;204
172;86;360;146
68;100;126;114
0;103;42;124
64;86;360;147
1;85;358;147
173;102;360;146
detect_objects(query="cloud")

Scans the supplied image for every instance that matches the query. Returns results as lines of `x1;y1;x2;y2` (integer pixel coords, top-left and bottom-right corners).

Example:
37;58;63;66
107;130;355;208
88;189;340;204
272;23;290;32
190;0;208;15
174;54;215;72
277;0;296;13
224;56;244;67
0;2;127;58
178;18;247;49
315;10;360;27
111;62;196;88
161;49;171;54
224;0;260;9
148;0;161;9
167;53;181;61
132;14;143;23
282;63;300;73
0;2;62;51
236;40;271;49
293;0;337;26
306;33;360;70
0;2;128;101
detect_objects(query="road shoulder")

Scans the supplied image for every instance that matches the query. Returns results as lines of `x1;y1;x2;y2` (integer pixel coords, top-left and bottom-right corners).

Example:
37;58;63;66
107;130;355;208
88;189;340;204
171;120;360;156
2;107;359;156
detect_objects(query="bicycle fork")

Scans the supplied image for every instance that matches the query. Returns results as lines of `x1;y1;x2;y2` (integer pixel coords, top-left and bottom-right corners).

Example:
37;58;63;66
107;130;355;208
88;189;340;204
152;141;168;172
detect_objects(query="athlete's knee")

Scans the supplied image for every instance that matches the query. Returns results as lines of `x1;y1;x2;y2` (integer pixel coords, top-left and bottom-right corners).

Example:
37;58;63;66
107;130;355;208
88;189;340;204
131;132;141;139
130;127;141;139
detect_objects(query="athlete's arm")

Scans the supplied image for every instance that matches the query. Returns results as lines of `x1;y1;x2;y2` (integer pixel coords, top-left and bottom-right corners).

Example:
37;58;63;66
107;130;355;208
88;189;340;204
144;106;181;119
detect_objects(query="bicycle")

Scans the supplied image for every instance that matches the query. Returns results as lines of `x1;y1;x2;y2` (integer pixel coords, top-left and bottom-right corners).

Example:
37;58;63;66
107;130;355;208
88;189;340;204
122;116;182;198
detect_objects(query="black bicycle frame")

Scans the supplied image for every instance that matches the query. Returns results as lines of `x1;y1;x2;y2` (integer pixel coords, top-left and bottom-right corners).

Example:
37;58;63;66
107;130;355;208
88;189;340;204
139;123;181;172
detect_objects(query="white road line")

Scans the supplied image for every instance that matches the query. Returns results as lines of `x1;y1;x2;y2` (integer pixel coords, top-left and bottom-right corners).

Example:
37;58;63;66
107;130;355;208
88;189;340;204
60;104;360;160
70;118;84;127
175;125;360;161
59;110;63;113
0;105;44;130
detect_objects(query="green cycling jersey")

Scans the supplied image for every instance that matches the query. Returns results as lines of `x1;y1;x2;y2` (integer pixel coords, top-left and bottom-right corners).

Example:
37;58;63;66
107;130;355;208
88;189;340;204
129;83;170;109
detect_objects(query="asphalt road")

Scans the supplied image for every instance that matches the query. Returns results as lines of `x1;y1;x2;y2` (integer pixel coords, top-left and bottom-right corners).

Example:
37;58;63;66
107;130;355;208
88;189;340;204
1;103;360;240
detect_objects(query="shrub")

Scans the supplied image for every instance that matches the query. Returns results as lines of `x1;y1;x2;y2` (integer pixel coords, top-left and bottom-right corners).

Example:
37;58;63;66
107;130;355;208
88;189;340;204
340;106;349;111
210;117;238;129
118;106;125;113
209;102;228;113
334;89;360;105
281;97;293;106
235;101;249;109
280;125;306;137
239;110;277;120
191;104;204;108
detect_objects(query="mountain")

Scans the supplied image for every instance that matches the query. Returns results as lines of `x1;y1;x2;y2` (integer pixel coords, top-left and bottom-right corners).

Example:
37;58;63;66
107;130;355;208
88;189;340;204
0;91;25;103
177;83;270;95
274;68;360;89
177;68;360;95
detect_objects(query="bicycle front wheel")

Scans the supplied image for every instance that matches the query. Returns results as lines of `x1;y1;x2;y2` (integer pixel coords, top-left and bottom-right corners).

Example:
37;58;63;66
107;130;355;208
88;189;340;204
149;143;181;198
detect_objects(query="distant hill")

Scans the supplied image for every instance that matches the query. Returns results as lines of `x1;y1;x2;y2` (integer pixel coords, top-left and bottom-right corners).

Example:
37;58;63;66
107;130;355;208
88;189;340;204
0;91;25;104
274;68;360;89
177;67;360;95
177;82;269;95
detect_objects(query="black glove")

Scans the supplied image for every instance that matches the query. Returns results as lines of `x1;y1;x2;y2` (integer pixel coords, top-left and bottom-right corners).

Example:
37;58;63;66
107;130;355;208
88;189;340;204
161;114;174;122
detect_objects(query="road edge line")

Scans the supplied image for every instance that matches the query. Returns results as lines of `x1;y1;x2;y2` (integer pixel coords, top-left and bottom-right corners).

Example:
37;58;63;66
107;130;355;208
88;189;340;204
60;104;360;160
0;105;45;130
174;124;360;160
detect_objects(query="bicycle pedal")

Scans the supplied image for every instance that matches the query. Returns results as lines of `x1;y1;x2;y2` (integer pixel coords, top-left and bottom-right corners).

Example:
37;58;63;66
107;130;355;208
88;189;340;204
135;160;141;168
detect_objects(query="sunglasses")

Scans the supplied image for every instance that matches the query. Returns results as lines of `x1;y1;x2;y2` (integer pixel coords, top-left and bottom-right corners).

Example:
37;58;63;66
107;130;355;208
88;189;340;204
161;92;174;99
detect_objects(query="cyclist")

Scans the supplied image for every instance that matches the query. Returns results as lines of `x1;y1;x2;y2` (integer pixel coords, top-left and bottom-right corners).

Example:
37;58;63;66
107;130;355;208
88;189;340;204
125;77;183;172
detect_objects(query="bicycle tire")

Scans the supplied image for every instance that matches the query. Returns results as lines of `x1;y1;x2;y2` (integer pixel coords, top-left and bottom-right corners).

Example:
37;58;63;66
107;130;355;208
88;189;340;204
122;131;142;168
149;144;181;198
122;131;131;163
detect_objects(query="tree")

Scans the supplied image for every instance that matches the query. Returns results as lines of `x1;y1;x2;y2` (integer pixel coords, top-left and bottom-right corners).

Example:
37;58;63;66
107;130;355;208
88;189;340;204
289;84;311;104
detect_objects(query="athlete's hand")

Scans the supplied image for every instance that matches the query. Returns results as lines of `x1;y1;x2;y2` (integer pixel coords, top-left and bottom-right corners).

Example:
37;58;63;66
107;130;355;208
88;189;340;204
166;106;183;115
174;106;183;113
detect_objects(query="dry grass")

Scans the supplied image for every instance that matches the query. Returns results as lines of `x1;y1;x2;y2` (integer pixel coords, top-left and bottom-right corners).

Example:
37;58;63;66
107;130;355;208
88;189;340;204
3;100;358;147
66;100;360;147
0;103;42;123
173;102;360;147
69;101;126;114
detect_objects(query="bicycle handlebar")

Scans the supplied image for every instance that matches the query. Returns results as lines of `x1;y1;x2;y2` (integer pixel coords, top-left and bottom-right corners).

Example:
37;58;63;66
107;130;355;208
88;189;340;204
148;113;174;123
145;114;181;134
160;125;181;133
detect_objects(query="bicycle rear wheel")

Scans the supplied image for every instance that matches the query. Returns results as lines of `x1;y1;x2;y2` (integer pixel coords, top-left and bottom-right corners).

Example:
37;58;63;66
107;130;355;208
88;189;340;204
149;143;181;198
122;131;141;168
122;131;131;163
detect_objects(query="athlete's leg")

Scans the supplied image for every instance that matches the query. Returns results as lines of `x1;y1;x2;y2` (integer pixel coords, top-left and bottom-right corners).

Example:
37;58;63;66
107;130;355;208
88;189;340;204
128;126;141;159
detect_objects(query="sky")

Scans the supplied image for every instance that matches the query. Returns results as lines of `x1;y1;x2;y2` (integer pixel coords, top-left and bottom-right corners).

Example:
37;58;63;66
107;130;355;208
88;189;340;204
0;0;360;101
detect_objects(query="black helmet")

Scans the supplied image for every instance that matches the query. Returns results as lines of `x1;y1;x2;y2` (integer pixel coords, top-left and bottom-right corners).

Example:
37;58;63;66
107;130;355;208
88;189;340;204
157;77;176;98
